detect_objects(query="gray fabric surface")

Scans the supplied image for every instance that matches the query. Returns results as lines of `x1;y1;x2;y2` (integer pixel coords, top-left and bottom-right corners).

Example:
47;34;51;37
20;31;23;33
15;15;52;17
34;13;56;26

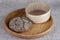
0;0;60;40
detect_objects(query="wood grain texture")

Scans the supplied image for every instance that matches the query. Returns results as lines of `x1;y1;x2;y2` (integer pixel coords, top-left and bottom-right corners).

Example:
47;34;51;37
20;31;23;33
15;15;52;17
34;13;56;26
4;8;53;38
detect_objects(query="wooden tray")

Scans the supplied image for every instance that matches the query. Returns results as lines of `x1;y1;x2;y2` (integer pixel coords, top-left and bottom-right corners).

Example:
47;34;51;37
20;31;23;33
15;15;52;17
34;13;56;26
4;8;53;38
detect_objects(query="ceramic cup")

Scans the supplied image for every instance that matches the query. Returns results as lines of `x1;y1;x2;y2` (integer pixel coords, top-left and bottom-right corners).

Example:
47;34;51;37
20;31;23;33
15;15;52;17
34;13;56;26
25;3;50;23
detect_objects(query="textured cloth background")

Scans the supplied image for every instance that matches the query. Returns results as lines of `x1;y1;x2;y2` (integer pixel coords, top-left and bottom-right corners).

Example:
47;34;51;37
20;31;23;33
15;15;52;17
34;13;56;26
0;0;60;40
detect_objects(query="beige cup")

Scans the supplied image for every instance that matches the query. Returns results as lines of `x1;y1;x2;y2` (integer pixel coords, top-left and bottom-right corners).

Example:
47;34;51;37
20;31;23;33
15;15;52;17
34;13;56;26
25;3;50;23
